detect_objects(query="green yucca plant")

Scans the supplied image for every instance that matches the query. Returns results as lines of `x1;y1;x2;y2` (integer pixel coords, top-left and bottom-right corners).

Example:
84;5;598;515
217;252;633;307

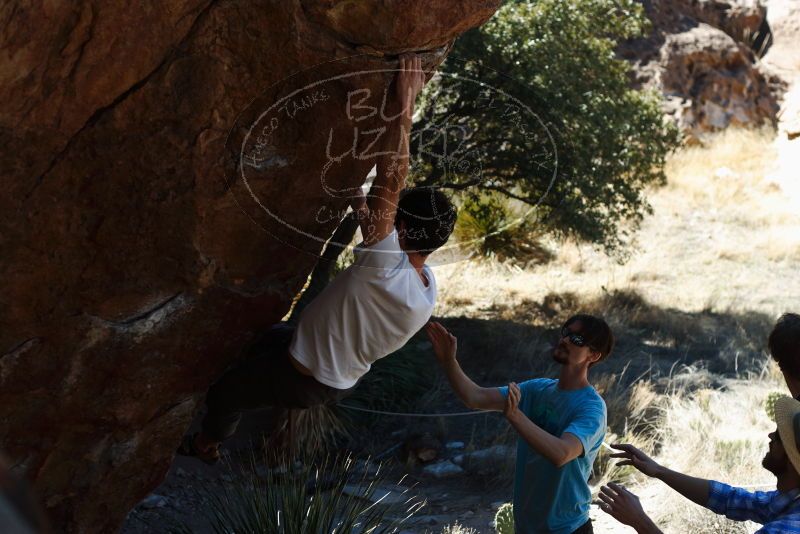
169;450;423;533
455;193;552;265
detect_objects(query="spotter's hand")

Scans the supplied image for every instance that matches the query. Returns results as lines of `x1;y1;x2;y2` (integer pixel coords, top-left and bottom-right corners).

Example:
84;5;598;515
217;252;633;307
609;443;662;478
425;321;457;364
599;483;656;532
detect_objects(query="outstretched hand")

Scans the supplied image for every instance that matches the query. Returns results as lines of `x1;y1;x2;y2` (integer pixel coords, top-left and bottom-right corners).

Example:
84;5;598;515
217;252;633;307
425;321;457;365
395;54;426;114
598;483;660;533
610;443;662;478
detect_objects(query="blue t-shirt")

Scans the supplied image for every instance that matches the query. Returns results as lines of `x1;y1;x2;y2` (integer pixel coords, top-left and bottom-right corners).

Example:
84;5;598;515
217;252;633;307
498;379;606;534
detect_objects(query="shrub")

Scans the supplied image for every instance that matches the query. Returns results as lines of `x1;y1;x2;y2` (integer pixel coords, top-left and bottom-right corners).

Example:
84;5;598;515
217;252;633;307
413;0;680;256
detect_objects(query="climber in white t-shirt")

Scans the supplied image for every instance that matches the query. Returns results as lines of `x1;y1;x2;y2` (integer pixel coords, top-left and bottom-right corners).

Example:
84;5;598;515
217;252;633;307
178;54;457;463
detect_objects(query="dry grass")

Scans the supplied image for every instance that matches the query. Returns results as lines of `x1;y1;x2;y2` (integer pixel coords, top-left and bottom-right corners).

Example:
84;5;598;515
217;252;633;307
664;128;800;264
432;127;800;318
289;405;350;455
585;364;789;534
634;376;784;533
591;377;662;490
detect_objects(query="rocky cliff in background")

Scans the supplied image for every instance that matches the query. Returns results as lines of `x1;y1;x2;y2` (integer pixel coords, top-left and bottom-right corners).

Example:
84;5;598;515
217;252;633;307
623;0;798;140
762;0;800;139
0;1;500;531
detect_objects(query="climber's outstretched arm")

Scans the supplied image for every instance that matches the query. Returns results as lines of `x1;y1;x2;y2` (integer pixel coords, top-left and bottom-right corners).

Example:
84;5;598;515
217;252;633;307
360;54;426;247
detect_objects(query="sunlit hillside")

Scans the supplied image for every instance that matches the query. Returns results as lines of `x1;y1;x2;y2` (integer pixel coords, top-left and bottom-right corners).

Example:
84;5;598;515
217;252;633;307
433;128;799;320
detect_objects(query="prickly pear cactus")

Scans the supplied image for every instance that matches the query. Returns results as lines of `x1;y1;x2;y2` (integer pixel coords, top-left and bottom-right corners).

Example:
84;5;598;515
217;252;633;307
495;502;514;534
765;392;788;422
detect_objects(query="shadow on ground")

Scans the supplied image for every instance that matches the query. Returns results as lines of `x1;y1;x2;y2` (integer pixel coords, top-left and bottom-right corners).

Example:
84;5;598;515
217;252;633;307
445;288;775;389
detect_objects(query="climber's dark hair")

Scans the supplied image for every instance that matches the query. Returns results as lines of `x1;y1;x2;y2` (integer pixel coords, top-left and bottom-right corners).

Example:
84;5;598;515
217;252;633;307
394;187;457;255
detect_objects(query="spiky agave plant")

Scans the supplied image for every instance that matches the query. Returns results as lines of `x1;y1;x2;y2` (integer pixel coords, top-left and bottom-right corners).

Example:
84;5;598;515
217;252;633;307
455;193;551;265
171;450;423;533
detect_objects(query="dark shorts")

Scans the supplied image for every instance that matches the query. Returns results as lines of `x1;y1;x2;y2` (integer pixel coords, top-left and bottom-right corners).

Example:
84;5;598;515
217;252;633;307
201;324;354;442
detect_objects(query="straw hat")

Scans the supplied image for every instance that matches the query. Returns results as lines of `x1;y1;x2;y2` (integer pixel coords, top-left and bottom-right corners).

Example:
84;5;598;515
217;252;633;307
774;396;800;475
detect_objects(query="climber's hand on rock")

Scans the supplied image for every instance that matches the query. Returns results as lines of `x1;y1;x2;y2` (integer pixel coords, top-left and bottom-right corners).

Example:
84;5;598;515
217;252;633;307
395;53;426;113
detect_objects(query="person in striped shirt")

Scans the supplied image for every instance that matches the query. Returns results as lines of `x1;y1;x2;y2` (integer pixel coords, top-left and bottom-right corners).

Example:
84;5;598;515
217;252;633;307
599;396;800;533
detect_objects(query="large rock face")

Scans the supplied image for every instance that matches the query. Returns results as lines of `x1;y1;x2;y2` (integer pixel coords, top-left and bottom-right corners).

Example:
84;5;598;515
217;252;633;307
674;0;766;41
0;1;499;532
658;23;778;132
622;0;782;139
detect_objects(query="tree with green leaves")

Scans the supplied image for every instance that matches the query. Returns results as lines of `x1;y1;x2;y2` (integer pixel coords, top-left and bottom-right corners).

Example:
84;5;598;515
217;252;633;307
411;0;680;255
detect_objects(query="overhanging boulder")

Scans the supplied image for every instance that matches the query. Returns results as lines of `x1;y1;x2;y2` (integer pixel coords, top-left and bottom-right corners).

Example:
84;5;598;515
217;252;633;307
0;1;500;531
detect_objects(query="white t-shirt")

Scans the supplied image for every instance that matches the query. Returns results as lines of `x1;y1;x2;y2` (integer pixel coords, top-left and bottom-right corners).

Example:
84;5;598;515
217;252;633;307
289;230;436;389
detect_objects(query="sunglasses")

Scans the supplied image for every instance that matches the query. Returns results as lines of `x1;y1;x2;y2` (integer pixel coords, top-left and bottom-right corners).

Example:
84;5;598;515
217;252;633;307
560;326;594;350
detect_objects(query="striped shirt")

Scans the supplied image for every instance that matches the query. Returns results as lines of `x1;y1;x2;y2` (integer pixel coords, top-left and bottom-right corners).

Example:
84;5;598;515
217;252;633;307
707;481;800;533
